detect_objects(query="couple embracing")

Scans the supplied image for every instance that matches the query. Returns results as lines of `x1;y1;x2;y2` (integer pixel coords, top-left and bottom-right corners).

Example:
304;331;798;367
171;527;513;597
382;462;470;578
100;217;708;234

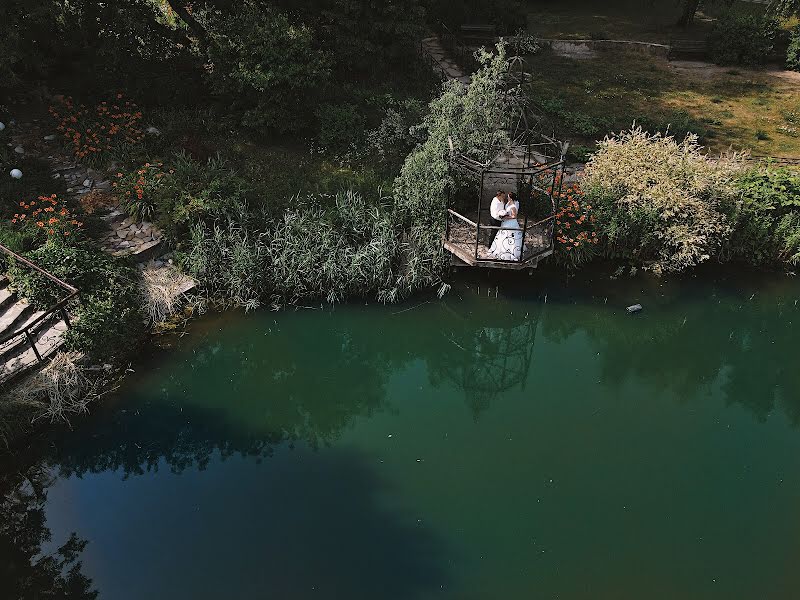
488;191;522;261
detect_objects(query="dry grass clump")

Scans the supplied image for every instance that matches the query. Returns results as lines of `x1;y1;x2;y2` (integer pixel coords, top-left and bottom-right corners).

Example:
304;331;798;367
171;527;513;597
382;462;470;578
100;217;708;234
140;262;194;325
2;352;107;426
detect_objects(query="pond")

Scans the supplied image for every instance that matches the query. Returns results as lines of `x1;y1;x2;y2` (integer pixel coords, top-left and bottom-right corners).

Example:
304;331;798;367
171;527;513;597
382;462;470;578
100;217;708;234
2;271;800;599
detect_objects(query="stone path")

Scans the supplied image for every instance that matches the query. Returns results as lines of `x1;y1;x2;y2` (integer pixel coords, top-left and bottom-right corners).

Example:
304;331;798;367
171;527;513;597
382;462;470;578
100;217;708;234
2;118;195;385
47;156;167;260
420;36;472;85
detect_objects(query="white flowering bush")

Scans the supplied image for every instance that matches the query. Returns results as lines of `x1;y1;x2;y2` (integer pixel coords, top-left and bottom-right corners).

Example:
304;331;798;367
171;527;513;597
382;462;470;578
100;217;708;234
583;128;744;273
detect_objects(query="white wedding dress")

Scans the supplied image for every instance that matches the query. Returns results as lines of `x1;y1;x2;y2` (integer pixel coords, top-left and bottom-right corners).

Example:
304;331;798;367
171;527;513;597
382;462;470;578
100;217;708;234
489;202;522;261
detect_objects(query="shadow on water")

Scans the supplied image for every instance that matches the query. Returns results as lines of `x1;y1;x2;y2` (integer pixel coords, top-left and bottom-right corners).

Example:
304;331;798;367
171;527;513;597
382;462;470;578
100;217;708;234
0;443;451;599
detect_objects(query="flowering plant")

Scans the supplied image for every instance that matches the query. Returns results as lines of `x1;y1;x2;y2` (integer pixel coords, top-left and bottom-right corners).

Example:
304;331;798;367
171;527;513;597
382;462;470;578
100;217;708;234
552;182;598;269
113;162;171;222
48;93;144;161
10;194;84;241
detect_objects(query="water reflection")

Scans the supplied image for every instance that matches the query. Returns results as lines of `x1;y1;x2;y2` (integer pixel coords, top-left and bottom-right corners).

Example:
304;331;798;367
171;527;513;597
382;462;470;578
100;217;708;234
536;283;800;425
2;274;800;599
428;303;539;418
0;465;96;599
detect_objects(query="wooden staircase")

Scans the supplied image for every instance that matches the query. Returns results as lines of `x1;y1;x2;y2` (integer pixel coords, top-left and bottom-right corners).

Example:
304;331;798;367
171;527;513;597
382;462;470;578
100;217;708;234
0;248;78;387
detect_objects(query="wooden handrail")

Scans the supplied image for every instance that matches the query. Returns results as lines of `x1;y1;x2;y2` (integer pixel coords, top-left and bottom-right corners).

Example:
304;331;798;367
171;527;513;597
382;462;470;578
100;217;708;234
525;215;556;230
447;209;478;228
0;245;78;294
0;243;80;365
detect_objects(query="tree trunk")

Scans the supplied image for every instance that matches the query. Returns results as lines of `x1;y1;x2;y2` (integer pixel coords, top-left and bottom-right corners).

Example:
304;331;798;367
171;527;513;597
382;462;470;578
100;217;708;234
677;0;701;27
165;0;208;48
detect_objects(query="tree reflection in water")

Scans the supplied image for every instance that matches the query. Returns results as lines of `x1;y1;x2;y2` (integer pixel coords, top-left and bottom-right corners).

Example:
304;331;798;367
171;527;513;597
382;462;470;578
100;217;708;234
0;465;96;599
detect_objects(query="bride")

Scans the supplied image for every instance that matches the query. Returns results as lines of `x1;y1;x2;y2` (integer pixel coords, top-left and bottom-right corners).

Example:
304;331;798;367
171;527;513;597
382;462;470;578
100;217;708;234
489;192;522;261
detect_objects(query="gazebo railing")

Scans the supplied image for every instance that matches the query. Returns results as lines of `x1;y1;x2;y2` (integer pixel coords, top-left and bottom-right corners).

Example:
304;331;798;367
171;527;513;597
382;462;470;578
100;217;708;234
445;209;555;266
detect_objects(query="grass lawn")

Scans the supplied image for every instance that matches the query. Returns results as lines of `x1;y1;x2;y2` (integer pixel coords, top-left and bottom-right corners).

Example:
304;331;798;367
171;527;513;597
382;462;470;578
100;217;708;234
523;0;762;43
526;48;800;157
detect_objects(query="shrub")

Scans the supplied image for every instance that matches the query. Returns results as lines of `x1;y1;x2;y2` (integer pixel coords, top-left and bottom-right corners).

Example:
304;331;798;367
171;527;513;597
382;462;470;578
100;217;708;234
787;25;800;71
583;127;743;274
152;154;251;239
113;162;169;222
553;182;599;270
6;241;146;361
566;145;593;163
726;166;800;265
9;194;85;244
201;4;330;133
709;13;778;66
316;103;366;152
363;98;426;166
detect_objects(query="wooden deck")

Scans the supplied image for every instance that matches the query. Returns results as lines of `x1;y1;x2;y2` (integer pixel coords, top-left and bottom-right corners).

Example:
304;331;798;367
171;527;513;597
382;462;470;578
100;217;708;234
444;219;554;270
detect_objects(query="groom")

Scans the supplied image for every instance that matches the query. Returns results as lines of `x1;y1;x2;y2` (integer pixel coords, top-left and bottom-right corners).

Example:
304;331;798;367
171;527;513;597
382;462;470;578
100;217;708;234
488;190;507;245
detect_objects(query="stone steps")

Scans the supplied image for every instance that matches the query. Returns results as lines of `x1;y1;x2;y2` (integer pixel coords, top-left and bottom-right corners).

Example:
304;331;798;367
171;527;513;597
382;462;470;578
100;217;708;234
0;318;69;385
0;286;17;312
0;300;35;336
0;274;68;386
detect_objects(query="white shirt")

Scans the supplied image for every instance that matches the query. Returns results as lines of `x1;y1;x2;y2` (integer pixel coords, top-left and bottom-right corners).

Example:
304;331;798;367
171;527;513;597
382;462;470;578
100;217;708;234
490;196;507;220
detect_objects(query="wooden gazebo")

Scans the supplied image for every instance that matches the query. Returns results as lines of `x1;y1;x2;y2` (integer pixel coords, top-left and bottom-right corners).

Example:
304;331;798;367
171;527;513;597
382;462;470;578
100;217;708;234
444;102;568;270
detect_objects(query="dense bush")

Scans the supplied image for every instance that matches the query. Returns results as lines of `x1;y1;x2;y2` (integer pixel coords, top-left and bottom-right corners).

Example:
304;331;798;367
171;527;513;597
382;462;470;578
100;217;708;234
200;4;330;133
316;103;366;152
155;154;251;238
6;241;146;361
708;13;778;66
726;166;800;265
362;98;427;167
583;128;743;274
182;190;398;308
787;25;800;71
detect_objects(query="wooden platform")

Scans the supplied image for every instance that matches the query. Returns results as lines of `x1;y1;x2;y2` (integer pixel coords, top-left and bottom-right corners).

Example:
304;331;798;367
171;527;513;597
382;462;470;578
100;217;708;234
444;219;554;270
444;240;553;270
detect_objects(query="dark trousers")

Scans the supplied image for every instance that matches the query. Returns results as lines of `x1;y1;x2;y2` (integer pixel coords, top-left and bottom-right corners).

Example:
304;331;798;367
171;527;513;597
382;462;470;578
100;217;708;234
488;217;502;246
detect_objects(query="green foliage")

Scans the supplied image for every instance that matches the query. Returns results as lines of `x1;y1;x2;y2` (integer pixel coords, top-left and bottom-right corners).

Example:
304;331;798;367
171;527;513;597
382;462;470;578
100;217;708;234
316;103;366;152
201;4;330;133
566;145;593;163
709;12;779;66
182;190;399;307
114;162;167;222
153;154;251;239
787;25;800;71
6;241;146;361
736;165;800;212
583;127;742;274
362;97;427;167
395;43;515;221
279;0;426;75
726;166;800;265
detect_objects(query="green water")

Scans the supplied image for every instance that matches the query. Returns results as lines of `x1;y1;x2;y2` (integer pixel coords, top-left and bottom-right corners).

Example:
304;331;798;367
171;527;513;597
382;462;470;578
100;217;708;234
2;272;800;599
